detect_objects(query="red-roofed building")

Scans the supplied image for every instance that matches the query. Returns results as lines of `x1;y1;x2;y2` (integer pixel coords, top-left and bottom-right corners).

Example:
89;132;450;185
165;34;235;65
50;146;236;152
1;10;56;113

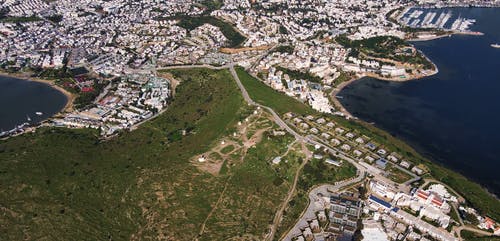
484;217;495;230
81;87;94;92
416;190;429;200
414;189;447;209
431;196;443;207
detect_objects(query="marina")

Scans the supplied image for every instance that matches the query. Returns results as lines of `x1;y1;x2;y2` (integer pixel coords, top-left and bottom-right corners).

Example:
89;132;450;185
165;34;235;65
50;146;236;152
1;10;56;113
340;7;500;196
399;7;477;32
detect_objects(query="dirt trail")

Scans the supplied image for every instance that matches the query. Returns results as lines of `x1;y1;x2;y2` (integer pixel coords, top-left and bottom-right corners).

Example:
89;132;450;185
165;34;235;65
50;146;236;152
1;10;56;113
265;141;312;241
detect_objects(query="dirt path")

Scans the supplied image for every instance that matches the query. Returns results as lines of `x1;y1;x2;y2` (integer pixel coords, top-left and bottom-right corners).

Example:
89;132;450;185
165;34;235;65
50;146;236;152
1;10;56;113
195;111;273;239
265;141;312;241
196;176;232;240
454;225;495;240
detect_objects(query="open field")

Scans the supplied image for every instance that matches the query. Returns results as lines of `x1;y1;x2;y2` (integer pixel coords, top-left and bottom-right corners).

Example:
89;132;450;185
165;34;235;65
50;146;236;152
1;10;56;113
235;67;315;116
386;164;414;184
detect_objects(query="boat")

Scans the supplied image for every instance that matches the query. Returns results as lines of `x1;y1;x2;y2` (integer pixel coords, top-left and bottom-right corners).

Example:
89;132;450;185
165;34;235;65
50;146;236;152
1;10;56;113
35;112;43;116
491;44;500;49
27;115;31;122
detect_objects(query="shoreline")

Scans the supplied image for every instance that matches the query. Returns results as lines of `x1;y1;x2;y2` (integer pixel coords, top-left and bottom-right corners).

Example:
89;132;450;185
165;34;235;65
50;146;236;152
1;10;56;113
331;65;439;118
330;18;500;200
0;71;75;115
332;18;478;118
408;31;484;42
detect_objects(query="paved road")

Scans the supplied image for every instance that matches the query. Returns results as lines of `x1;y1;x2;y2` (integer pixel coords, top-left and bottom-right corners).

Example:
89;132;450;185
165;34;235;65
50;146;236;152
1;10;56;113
420;178;466;203
393;209;459;241
229;65;255;106
158;64;230;71
166;64;422;240
281;175;365;241
265;142;312;241
454;225;495;240
228;64;423;240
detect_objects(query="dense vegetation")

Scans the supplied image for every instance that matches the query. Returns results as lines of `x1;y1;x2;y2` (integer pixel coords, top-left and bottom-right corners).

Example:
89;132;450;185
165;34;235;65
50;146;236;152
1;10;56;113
0;67;498;240
298;158;357;191
332;71;353;87
275;66;322;83
271;45;295;54
172;16;246;48
199;0;224;12
236;68;358;240
47;14;63;23
336;35;434;70
336;35;407;54
73;80;107;109
0;68;290;240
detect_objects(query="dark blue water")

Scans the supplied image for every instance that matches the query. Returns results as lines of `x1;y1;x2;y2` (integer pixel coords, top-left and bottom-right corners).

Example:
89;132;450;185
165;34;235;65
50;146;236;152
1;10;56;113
0;75;67;131
339;7;500;196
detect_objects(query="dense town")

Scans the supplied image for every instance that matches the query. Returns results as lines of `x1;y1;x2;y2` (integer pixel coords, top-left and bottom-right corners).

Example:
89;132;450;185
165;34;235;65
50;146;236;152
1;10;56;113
1;0;498;135
0;0;499;240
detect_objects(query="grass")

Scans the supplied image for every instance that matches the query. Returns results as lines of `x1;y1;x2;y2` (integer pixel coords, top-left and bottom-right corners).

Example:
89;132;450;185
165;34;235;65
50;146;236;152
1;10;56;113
200;132;293;240
220;145;235;154
235;66;315;116
273;145;304;183
1;65;499;240
428;163;500;220
0;67;311;240
272;192;308;241
386;164;413;184
461;230;500;241
0;68;285;240
272;153;358;241
239;65;500;221
331;114;500;220
298;158;357;191
340;116;500;220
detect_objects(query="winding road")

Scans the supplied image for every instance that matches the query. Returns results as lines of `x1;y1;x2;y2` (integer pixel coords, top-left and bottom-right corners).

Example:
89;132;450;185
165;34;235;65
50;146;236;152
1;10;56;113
163;64;494;241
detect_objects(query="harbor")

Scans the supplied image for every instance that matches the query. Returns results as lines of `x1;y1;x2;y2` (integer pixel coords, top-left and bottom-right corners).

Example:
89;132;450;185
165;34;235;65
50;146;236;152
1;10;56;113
398;7;478;33
339;7;500;197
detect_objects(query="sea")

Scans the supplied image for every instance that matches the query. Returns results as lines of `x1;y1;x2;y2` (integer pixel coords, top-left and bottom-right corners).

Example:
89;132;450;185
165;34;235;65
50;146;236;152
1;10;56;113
0;75;67;131
338;7;500;196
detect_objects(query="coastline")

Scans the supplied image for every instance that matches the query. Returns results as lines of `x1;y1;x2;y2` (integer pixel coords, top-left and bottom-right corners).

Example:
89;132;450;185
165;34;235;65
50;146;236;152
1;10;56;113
0;71;75;115
331;63;439;118
408;31;484;42
332;11;500;203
